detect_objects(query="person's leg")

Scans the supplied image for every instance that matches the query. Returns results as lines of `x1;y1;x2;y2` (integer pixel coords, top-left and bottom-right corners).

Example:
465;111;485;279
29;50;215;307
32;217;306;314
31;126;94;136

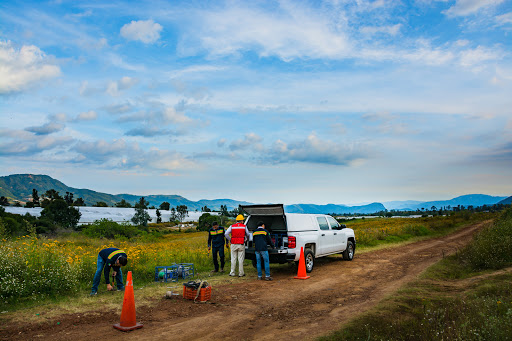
230;246;237;276
237;244;245;276
262;251;271;278
116;268;124;290
212;247;219;271
255;251;262;278
219;246;225;271
91;255;105;293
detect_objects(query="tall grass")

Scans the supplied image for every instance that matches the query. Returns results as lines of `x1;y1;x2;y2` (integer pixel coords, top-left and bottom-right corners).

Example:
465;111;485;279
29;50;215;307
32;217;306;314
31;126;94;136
321;208;512;341
0;232;213;309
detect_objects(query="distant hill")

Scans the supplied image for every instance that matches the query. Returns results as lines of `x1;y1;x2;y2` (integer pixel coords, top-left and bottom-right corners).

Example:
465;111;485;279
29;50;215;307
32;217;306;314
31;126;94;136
498;196;512;205
1;174;508;214
0;174;250;210
285;202;386;214
407;194;507;210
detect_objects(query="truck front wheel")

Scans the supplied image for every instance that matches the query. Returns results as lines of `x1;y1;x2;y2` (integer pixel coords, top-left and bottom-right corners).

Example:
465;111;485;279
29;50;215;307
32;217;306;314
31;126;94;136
304;249;314;273
342;241;355;261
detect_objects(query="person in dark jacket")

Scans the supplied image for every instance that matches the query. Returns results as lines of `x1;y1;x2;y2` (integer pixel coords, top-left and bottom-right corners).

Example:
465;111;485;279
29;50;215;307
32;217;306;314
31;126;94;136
90;247;128;296
208;221;227;272
252;221;275;281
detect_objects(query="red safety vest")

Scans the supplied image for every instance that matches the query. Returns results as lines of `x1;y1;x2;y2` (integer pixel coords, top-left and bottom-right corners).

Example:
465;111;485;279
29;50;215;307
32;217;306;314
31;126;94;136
230;223;247;245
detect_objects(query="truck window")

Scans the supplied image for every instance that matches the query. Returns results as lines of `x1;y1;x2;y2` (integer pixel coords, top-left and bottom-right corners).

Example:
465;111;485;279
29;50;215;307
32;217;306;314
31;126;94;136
317;217;329;230
326;216;339;229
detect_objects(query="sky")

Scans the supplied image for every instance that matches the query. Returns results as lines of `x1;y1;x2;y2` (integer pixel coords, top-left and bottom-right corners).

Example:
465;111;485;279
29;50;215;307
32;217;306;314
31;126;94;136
1;0;511;206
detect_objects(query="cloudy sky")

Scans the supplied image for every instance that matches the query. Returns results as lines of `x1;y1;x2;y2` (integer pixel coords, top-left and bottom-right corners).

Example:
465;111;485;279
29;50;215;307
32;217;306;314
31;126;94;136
1;0;511;205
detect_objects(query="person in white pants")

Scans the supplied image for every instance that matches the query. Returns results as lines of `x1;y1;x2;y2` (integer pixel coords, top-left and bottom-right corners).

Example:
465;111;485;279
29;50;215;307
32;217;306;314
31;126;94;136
224;214;250;277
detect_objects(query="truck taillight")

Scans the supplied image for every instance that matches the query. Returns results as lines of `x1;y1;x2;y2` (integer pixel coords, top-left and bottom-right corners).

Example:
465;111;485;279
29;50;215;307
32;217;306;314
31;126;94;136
288;236;296;249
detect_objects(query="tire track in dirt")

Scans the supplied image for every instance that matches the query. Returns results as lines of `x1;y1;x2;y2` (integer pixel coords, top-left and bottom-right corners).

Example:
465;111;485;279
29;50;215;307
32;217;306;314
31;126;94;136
0;221;490;341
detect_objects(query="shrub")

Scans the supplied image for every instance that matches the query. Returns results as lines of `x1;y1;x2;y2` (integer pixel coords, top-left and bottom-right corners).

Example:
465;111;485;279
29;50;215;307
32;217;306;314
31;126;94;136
459;208;512;271
82;219;139;239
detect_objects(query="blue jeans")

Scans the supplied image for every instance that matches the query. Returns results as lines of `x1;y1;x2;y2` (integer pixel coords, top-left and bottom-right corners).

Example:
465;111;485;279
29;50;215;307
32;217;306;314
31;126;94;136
91;255;124;293
255;250;270;278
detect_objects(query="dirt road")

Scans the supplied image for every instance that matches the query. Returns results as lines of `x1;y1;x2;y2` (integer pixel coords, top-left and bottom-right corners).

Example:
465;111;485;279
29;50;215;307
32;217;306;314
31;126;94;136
1;221;489;341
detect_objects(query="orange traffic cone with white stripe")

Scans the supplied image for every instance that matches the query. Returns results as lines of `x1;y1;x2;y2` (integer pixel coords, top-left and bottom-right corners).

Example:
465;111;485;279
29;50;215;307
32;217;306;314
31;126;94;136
113;271;143;331
294;247;310;280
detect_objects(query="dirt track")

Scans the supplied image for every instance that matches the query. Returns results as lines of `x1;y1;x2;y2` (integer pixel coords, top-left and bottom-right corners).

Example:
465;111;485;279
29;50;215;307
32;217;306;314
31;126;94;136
1;221;489;341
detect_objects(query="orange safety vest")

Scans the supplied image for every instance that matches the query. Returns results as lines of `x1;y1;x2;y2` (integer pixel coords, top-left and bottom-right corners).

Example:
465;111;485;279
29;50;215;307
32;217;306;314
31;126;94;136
230;223;247;245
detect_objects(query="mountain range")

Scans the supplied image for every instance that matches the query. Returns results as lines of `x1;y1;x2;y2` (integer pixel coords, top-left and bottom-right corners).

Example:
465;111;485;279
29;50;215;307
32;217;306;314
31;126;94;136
0;174;509;214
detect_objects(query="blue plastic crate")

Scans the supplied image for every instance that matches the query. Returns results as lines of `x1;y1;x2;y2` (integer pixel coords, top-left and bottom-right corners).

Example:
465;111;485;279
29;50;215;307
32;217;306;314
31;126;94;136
155;263;195;282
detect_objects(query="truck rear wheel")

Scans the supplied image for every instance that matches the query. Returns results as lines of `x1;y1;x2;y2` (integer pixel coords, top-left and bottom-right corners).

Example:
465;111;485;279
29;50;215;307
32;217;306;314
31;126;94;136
304;249;314;273
342;241;355;261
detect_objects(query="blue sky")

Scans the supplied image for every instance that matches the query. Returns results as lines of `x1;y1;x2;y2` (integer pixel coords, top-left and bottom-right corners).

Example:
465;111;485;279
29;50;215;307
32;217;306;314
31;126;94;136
1;0;511;205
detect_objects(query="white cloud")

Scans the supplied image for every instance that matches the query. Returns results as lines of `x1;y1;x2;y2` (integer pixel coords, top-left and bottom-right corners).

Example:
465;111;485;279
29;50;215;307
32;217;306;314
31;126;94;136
162;107;194;125
106;76;139;96
360;24;402;36
0;41;60;94
458;45;502;68
496;12;512;24
267;133;367;166
444;0;505;17
229;133;263;151
25;122;64;135
183;4;351;60
120;19;163;43
75;110;97;121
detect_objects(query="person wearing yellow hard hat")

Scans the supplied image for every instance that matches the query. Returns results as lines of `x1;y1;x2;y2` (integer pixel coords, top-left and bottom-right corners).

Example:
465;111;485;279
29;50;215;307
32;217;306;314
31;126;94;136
224;214;250;277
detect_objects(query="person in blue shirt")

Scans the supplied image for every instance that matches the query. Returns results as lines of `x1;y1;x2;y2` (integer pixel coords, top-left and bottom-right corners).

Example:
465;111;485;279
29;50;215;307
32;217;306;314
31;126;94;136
208;221;227;273
252;221;275;281
90;247;128;296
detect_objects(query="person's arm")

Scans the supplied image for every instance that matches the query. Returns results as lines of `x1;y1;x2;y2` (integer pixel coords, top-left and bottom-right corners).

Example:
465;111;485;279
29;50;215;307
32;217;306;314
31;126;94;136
224;226;232;242
266;232;275;248
207;230;212;248
104;261;112;285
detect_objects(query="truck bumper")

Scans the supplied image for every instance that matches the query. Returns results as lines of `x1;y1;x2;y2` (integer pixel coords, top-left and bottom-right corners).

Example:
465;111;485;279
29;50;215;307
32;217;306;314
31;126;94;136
245;247;296;264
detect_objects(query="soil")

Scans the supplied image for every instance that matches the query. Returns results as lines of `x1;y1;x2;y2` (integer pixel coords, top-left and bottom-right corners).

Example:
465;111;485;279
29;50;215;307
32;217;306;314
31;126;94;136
0;221;489;341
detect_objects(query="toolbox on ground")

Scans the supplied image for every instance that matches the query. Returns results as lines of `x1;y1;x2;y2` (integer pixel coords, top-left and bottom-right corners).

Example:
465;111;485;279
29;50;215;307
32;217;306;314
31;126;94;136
183;280;211;302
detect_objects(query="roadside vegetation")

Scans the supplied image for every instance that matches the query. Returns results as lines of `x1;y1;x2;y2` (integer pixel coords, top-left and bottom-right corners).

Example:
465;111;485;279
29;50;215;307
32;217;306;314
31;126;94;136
320;207;512;341
0;202;498;313
342;210;496;250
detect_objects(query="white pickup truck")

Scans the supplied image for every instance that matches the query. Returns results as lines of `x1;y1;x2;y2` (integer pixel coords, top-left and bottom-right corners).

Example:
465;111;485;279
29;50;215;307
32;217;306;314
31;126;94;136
242;204;356;273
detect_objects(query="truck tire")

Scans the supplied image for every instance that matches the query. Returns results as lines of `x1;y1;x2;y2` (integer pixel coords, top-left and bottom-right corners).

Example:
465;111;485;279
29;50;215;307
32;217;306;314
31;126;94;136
342;241;355;261
304;248;314;273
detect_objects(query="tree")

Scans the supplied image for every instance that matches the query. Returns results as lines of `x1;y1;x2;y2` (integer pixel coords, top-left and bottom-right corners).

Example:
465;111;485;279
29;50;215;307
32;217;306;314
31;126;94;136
93;201;108;207
201;205;211;212
134;197;149;209
115;199;132;208
159;201;170;211
131;197;151;226
73;197;86;206
220;205;229;216
0;197;9;206
40;199;81;229
64;192;74;206
176;205;189;222
32;189;40;207
197;213;218;231
41;189;63;208
156;209;162;223
170;207;177;222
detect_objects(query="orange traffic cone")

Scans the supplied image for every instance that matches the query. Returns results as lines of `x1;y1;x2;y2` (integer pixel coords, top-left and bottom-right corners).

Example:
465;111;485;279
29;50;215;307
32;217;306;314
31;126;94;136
113;271;143;332
294;247;310;280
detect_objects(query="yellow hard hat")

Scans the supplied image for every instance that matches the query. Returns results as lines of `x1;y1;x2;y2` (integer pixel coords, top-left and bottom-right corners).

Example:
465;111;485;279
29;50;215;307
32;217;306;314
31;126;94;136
236;214;244;221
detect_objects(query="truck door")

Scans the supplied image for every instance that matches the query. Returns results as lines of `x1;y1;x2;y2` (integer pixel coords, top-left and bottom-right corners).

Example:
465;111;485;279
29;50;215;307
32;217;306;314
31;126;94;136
316;216;334;255
327;216;347;253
